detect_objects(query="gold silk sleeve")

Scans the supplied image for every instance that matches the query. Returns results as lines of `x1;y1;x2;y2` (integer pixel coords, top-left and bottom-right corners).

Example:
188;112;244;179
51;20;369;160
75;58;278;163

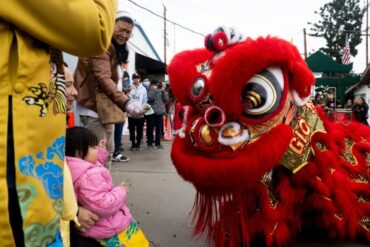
61;163;79;247
61;163;78;222
0;0;118;56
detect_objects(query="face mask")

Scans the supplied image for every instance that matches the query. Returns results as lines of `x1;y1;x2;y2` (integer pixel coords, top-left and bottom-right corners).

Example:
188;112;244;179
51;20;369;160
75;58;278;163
143;81;150;88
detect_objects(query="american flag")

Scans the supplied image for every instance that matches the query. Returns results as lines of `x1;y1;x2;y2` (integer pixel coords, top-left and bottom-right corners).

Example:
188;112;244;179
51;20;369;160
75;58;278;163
341;40;351;65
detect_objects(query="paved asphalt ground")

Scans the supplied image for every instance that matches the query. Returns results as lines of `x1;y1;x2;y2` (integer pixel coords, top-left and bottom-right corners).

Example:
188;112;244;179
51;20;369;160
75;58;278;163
110;137;368;247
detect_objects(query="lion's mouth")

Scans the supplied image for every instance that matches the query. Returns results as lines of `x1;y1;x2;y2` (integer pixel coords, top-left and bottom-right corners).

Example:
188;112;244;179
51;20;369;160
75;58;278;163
180;105;282;153
187;116;250;153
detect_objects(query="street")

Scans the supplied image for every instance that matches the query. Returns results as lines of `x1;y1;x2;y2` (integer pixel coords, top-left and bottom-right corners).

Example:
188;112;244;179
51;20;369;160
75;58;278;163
110;138;368;247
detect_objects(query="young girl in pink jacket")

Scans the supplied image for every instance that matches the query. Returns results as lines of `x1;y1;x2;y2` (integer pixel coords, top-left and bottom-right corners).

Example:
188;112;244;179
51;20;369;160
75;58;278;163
65;127;148;246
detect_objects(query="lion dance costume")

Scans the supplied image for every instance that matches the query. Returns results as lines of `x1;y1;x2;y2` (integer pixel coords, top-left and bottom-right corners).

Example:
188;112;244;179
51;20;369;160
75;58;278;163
167;27;370;246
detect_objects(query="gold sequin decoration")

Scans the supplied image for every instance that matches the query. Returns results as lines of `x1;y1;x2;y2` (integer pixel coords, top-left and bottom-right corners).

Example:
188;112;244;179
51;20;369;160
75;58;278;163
359;217;370;232
340;138;358;165
352;174;370;184
269;222;279;236
189;118;201;145
198;94;213;109
314;142;327;152
366;152;370;166
249;115;280;140
280;103;326;173
358;195;370;204
200;124;213;145
321;195;332;201
260;171;278;208
334;213;343;221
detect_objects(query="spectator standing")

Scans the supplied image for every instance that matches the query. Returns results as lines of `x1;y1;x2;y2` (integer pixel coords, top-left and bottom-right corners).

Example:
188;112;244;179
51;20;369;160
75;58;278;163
142;77;150;90
145;83;157;150
352;97;369;126
113;67;130;162
127;73;147;150
313;94;325;109
147;80;168;149
161;81;171;140
75;11;141;166
325;94;336;121
345;98;353;109
325;94;336;110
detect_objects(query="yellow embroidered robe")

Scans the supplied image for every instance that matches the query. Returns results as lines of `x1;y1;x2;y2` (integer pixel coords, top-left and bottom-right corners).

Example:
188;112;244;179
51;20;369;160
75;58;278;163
0;1;117;246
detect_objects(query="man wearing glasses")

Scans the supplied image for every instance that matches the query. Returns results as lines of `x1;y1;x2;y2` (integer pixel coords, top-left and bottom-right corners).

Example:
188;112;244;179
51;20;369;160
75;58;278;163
75;11;140;168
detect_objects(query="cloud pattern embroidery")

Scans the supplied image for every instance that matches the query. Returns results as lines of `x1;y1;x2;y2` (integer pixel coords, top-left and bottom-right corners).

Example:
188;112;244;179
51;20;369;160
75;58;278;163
18;136;65;200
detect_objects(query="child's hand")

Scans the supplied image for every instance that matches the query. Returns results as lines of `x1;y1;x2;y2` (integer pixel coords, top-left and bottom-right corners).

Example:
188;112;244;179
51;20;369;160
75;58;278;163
118;182;129;192
99;139;107;148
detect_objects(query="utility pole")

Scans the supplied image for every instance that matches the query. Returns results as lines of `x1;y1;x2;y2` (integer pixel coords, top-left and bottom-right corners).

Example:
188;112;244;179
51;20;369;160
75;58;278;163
303;28;307;60
173;23;176;56
163;4;167;64
366;0;369;66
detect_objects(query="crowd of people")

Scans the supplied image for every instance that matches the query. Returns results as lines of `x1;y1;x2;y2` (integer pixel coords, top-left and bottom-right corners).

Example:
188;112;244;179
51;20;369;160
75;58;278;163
313;93;369;126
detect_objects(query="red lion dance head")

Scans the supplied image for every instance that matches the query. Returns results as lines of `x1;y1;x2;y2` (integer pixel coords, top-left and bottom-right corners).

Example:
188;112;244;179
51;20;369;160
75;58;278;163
168;27;370;247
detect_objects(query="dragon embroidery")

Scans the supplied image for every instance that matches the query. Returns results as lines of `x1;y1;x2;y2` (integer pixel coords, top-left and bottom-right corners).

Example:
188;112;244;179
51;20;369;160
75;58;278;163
23;63;66;117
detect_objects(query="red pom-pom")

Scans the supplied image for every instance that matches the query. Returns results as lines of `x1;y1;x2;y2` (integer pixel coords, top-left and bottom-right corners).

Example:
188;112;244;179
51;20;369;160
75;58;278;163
212;32;228;51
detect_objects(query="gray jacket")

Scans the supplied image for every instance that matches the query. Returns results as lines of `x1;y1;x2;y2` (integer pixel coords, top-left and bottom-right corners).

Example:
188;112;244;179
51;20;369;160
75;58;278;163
147;89;168;115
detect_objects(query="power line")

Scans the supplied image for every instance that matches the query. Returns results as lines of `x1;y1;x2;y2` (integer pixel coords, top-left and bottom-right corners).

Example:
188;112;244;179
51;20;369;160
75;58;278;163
127;0;205;37
128;40;151;57
164;0;245;18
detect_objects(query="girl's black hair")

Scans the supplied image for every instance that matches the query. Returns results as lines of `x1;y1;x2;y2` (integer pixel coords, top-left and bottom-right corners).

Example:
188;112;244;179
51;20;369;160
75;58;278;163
65;127;98;159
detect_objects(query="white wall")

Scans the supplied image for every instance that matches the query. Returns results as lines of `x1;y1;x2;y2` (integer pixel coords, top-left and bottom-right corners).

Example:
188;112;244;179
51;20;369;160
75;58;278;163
64;53;78;71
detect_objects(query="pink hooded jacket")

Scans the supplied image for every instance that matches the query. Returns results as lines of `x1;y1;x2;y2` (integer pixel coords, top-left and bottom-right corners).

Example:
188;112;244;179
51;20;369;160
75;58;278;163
66;147;132;240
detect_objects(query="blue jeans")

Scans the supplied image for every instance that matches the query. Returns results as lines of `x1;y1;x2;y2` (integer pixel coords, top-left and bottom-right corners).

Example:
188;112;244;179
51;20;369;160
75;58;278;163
114;122;124;156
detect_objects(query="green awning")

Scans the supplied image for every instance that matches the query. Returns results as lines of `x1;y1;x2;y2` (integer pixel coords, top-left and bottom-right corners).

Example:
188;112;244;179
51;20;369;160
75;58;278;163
306;51;352;73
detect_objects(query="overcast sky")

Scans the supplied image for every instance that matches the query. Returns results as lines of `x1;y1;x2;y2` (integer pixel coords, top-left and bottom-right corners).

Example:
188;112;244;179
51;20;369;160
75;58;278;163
119;0;368;73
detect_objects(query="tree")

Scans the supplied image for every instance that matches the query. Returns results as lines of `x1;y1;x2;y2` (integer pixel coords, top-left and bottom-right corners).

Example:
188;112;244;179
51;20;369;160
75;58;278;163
309;0;365;64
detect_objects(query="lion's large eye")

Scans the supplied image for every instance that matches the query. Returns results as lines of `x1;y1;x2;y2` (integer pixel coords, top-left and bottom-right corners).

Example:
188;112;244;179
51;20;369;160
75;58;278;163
241;67;284;118
192;77;205;97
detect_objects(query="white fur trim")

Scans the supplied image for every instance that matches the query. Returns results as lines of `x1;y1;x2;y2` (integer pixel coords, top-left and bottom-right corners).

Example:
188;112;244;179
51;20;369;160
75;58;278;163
178;129;186;139
292;90;309;106
218;122;250;146
215;26;244;46
173;128;186;139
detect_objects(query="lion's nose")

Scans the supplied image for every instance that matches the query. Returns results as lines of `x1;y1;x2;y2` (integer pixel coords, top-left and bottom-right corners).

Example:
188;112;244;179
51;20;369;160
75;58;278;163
204;105;226;128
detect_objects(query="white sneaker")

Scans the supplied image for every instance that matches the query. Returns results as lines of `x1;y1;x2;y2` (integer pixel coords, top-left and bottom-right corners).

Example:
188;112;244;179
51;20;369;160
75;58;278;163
112;153;130;162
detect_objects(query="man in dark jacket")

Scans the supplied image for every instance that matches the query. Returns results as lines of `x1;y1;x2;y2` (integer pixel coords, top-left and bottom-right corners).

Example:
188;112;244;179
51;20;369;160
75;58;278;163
147;80;168;149
353;97;369;126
